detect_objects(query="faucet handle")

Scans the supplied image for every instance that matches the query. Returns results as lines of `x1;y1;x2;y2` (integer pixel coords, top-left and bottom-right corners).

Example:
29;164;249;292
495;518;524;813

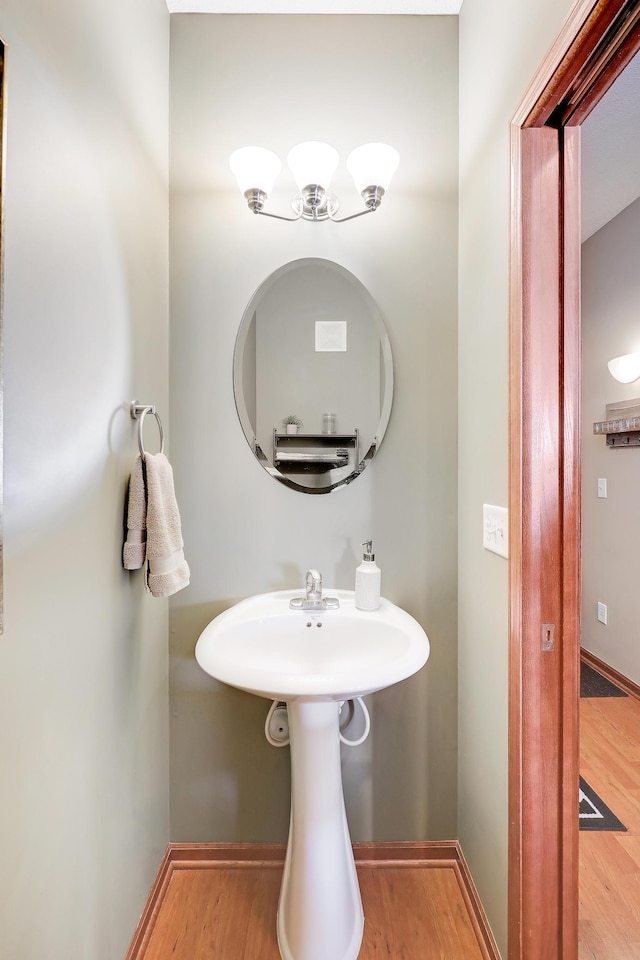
305;569;322;598
290;571;339;610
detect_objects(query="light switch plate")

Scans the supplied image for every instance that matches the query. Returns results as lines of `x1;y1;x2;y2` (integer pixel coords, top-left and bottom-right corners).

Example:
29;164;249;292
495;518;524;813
483;504;508;559
597;478;607;498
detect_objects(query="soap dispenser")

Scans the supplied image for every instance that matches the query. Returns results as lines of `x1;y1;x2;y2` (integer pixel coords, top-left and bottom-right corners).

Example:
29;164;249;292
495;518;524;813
355;539;381;611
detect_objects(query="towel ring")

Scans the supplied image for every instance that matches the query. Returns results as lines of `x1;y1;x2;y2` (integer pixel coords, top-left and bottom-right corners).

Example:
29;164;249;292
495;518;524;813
130;401;165;456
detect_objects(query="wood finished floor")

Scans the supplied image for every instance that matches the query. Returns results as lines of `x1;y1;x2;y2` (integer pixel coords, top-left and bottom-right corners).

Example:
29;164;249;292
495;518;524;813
580;692;640;959
139;859;491;960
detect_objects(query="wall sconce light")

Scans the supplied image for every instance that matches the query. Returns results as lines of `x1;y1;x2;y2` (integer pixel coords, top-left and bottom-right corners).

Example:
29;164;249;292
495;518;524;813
607;353;640;383
229;141;400;223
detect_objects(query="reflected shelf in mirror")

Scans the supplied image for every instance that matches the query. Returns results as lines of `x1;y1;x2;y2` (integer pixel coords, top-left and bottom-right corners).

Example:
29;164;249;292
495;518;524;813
273;429;359;474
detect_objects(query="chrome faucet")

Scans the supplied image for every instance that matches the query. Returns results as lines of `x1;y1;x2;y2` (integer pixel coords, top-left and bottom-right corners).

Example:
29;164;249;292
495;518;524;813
289;569;340;611
305;569;323;602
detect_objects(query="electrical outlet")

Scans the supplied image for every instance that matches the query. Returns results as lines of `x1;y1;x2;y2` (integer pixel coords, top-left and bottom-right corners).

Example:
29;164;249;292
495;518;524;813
597;602;608;625
597;478;607;498
483;504;508;559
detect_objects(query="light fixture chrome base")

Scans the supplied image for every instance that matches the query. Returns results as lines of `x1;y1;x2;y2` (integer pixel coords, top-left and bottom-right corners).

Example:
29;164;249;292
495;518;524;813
361;185;385;210
243;183;387;223
244;188;269;214
292;184;339;221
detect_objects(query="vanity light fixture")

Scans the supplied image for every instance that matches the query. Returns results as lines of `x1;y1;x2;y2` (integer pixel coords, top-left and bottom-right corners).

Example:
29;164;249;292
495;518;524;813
607;353;640;383
229;141;400;223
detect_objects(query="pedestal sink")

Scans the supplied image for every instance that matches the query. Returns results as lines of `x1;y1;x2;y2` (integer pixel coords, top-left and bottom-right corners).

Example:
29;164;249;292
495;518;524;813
195;588;429;960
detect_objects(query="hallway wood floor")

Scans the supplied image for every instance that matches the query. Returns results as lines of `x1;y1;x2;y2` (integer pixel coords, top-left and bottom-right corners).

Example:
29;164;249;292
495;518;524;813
129;845;498;960
580;692;640;959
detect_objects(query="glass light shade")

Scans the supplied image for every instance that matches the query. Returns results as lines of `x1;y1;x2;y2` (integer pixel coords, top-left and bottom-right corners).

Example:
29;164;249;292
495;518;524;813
287;141;339;190
607;353;640;383
346;143;400;192
229;146;281;196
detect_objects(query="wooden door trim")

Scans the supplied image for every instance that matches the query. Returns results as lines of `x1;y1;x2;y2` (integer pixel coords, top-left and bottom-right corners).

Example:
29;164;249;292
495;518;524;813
509;123;566;960
513;0;640;129
560;122;582;960
509;2;640;958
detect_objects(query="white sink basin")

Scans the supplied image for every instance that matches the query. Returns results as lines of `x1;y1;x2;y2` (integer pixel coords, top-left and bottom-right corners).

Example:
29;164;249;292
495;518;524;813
195;588;429;701
195;587;430;960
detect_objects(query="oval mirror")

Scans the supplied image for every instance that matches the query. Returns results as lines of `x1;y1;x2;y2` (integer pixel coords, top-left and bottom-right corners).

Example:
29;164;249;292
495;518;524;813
233;258;393;494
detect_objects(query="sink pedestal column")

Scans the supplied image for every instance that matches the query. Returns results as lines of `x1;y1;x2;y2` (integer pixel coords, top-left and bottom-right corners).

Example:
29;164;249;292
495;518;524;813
277;700;364;960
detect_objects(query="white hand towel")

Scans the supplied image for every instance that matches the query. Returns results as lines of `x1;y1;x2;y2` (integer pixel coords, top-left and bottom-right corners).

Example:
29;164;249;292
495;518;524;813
123;455;146;570
143;452;190;598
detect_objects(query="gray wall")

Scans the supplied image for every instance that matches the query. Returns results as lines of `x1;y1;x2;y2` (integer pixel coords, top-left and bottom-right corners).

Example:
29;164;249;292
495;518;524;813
169;15;459;845
0;1;170;958
458;0;575;953
582;197;640;685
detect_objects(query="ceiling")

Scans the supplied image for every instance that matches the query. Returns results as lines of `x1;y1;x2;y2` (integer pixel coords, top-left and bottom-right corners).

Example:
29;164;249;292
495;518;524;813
166;1;462;11
581;51;640;241
166;3;639;242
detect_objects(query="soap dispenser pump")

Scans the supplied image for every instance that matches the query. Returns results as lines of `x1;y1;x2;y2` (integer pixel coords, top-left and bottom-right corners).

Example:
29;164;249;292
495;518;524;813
355;539;381;611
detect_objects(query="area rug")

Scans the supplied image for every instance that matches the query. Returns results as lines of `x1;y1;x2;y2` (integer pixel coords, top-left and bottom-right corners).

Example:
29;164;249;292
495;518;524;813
580;660;627;698
579;776;627;831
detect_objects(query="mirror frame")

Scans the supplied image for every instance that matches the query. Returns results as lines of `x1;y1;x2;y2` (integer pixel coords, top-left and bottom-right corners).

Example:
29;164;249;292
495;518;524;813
233;258;393;494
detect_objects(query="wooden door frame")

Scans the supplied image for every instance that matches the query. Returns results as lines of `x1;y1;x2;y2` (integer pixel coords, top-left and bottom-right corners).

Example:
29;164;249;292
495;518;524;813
509;2;640;958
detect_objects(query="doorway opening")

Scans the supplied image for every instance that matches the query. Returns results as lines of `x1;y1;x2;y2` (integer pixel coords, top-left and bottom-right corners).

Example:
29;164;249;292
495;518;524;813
509;2;640;958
